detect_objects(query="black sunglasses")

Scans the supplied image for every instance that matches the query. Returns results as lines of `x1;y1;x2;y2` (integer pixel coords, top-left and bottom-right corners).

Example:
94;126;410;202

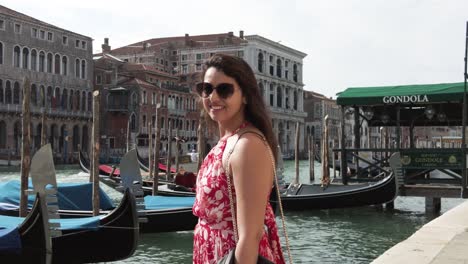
195;82;235;99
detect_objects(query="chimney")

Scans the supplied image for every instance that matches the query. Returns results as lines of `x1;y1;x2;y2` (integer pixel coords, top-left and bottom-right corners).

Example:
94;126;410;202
101;38;111;53
228;31;233;37
185;33;190;46
239;30;244;39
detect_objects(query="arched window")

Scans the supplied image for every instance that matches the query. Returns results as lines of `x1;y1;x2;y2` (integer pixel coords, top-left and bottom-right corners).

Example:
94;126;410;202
22;47;29;69
13;46;21;67
54;54;60;74
276;86;282;108
47;86;52;108
62;89;68;110
293;90;298;110
76;90;80;111
39;85;45;107
81;60;86;79
69;89;73;110
39;51;45;72
54;87;60;109
130;113;137;131
81;91;86;111
276;59;282;78
258;52;264;73
131;92;138;107
5;81;12;104
0;121;6;148
87;91;92;112
72;125;80;149
31;49;37;71
13;82;20;104
75;59;80;77
269;83;274;106
62;56;67;75
0;79;3;103
46;53;53;73
0;42;3;64
31;84;37;106
293;64;298;82
259;82;264;98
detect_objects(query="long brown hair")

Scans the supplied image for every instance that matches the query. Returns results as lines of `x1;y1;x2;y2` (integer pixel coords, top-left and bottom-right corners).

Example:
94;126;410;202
199;54;278;162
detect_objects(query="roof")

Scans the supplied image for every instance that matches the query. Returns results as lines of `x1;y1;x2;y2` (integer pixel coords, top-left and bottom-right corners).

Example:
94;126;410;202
337;82;466;106
110;33;247;55
121;63;176;79
0;5;91;39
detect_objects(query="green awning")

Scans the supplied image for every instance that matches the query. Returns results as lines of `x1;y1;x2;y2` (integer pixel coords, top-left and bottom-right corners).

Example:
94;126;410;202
337;82;466;106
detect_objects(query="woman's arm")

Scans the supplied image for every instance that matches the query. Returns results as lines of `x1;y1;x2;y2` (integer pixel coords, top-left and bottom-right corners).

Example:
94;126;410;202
229;134;273;264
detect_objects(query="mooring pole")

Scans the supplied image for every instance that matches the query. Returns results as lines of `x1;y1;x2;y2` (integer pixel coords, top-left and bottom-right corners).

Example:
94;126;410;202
294;122;300;185
20;77;31;217
462;21;468;198
152;103;161;195
91;90;100;216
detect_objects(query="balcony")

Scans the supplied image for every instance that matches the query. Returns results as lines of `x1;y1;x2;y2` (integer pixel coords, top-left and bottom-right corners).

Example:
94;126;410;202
167;108;187;117
0;104;92;119
107;104;129;112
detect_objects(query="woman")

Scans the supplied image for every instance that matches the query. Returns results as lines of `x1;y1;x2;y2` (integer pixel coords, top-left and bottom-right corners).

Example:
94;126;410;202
193;54;285;264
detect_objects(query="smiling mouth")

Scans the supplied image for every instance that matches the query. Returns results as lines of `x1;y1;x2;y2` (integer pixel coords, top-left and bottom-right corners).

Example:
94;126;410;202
210;105;224;110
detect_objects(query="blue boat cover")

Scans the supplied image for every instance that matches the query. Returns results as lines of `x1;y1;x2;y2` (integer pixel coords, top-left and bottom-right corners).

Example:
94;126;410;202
144;195;195;210
0;214;101;231
0;180;115;210
0;227;21;253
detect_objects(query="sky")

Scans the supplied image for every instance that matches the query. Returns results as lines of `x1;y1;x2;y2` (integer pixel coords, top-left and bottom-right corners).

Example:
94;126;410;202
3;0;467;98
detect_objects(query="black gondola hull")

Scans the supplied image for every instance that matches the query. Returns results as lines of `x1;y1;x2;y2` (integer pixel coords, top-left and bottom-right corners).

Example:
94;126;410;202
51;190;139;263
0;194;48;263
272;173;397;211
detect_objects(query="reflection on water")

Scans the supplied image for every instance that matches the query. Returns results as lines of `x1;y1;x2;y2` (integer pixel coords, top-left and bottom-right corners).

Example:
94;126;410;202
0;161;465;263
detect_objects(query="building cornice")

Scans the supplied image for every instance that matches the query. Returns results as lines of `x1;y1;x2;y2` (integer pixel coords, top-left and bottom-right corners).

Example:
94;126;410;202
245;35;307;58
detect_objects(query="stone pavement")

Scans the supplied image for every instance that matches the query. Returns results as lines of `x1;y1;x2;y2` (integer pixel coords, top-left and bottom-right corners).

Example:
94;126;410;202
372;199;468;264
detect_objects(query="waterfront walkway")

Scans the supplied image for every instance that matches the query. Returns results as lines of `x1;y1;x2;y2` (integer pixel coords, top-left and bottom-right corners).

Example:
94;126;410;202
372;199;468;264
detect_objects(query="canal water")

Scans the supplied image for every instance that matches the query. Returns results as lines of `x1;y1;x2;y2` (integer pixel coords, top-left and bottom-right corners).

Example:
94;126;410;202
0;160;464;264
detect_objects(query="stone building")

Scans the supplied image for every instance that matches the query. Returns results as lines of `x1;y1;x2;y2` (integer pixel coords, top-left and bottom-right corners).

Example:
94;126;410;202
303;91;342;151
107;31;307;154
94;41;199;162
0;5;93;163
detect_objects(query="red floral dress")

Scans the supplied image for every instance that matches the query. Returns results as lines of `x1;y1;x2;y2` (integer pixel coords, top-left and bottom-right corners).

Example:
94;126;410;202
193;124;285;264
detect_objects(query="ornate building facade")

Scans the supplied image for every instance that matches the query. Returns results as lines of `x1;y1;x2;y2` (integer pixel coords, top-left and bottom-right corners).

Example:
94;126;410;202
107;31;307;154
94;41;199;162
0;5;93;164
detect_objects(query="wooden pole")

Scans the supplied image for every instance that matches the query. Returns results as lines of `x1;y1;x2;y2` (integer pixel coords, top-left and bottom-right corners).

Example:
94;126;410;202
126;116;130;152
175;128;180;172
91;90;100;216
166;120;173;181
332;141;336;178
309;134;314;182
152;104;160;195
41;108;46;146
197;115;206;171
321;115;330;187
148;121;153;183
20;77;31;217
294;122;300;185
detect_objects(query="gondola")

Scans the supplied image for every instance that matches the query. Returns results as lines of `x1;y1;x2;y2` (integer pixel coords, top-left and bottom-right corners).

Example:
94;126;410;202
272;171;397;210
136;147;176;173
80;149;195;197
0;194;49;263
0;185;140;263
119;149;198;233
52;147;196;233
79;150;121;177
1;144;140;263
52;189;139;263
